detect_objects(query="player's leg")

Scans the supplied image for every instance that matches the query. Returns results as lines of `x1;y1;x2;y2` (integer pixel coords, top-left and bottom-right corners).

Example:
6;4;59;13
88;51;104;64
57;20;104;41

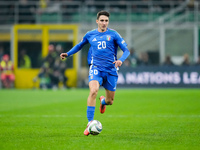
84;80;100;136
84;67;102;136
105;89;115;105
99;89;115;113
87;80;99;121
99;73;118;113
84;80;99;135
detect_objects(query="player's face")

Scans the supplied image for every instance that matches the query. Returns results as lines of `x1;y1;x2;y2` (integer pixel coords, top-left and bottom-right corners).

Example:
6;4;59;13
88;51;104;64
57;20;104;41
96;15;109;32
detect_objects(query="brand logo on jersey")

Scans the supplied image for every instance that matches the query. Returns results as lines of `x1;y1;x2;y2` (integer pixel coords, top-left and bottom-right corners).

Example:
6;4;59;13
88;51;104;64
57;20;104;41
107;35;111;41
121;40;125;44
92;38;97;42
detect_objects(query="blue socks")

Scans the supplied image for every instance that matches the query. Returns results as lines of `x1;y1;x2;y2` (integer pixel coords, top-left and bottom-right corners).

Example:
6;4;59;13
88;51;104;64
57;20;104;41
87;98;107;122
87;106;95;122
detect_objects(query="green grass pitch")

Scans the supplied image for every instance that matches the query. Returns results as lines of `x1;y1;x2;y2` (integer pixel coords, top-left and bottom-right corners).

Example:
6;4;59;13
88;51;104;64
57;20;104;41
0;89;200;150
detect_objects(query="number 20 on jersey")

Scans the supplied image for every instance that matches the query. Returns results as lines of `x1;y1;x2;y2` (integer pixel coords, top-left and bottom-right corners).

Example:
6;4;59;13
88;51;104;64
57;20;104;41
98;41;106;49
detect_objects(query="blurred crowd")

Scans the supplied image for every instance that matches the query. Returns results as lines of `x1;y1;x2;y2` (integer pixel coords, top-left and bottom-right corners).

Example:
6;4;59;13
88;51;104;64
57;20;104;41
121;48;200;68
0;44;68;89
33;44;68;90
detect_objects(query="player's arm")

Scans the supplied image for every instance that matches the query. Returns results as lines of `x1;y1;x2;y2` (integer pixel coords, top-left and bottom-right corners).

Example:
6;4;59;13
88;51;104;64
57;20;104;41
118;44;130;62
60;34;89;60
113;33;130;67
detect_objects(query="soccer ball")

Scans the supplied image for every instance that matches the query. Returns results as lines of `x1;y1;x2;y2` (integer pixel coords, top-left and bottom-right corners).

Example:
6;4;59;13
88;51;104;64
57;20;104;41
88;120;102;135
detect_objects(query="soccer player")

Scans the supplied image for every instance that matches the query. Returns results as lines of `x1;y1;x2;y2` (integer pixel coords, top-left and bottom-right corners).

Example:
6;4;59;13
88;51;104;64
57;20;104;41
60;10;130;136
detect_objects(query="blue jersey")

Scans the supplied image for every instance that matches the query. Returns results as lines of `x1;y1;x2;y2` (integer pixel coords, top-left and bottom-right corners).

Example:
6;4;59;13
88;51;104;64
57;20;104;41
67;28;130;76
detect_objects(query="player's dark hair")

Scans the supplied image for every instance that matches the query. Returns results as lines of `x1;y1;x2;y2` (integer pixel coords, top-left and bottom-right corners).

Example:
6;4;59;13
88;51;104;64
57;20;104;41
97;10;110;20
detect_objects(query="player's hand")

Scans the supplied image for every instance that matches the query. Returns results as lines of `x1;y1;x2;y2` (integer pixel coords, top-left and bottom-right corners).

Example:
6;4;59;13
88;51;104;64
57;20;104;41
60;53;68;60
113;60;122;68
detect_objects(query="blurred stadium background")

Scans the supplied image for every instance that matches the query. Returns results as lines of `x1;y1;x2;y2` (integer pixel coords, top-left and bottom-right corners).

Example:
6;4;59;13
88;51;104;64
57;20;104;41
0;0;200;89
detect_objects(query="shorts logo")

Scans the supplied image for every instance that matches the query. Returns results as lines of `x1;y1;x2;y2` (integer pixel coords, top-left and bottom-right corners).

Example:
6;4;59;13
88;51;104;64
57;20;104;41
107;35;111;41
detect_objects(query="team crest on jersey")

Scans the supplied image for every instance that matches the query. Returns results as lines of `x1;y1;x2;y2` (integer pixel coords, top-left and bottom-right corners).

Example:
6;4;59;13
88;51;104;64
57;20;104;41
107;35;111;41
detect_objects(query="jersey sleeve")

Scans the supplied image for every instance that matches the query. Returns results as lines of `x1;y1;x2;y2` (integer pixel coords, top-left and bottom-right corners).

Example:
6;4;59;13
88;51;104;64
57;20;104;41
114;32;130;62
66;33;89;57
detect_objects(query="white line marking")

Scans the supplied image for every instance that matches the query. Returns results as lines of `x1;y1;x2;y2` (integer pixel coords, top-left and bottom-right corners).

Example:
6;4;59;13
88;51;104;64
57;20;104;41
0;115;83;118
0;115;200;118
107;115;200;118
